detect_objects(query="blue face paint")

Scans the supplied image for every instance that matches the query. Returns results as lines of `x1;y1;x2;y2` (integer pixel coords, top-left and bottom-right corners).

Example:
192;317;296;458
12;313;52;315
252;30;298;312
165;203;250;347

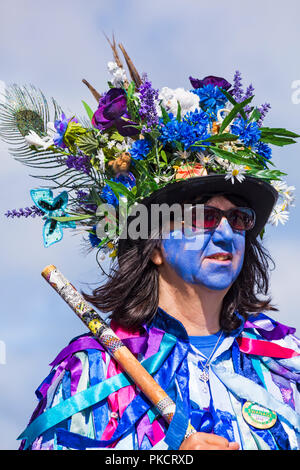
161;216;245;291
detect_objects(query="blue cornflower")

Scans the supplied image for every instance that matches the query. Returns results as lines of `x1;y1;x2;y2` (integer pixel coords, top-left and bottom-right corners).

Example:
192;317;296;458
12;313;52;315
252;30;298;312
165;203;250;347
184;109;210;129
101;172;136;207
254;141;272;164
231;118;261;147
159;114;210;150
88;225;102;247
101;183;119;207
192;84;227;116
129;139;152;160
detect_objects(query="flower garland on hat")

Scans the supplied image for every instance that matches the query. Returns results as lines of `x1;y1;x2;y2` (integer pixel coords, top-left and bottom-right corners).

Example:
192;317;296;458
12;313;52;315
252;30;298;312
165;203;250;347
1;38;298;261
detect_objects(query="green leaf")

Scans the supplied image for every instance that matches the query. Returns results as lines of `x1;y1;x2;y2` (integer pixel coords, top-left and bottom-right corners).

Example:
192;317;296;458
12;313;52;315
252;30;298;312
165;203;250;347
176;101;182;122
246;168;287;180
76;132;100;156
249;108;261;122
161;150;168;163
51;214;93;222
82;101;94;121
260;127;300;138
110;131;124;143
219;95;254;134
160;104;171;124
104;179;135;202
201;133;239;143
126;81;136;100
259;227;265;240
218;88;247;120
259;135;298;146
210;146;260;167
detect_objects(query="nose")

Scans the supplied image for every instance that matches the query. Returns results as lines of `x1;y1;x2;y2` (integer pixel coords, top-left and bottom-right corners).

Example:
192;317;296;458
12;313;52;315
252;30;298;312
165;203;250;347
211;216;234;245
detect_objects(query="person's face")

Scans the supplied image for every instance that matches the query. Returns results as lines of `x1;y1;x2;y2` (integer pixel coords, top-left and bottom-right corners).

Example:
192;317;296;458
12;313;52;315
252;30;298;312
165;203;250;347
160;195;246;291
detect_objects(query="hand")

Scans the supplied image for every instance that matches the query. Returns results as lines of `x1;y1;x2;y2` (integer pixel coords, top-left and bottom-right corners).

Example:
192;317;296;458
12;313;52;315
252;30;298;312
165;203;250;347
179;432;240;451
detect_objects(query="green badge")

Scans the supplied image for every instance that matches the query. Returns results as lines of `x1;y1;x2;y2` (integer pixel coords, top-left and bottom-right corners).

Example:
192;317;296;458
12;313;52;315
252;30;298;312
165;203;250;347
242;401;277;429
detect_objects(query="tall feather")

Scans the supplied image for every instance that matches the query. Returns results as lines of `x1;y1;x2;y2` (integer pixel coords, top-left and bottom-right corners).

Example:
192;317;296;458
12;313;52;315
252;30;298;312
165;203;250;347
118;43;142;89
82;79;101;103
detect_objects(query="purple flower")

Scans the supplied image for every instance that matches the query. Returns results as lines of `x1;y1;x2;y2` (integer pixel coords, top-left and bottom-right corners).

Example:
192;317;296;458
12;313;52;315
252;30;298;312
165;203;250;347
53;113;78;148
232;70;244;102
5;206;44;218
257;102;271;126
189;75;232;91
65;154;90;174
92;88;138;137
138;76;159;133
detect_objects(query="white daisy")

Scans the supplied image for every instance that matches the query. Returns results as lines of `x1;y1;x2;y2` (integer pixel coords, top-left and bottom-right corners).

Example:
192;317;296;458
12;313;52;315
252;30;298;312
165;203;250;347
270;180;288;193
196;152;215;166
282;185;296;206
224;164;246;184
268;203;289;226
174;150;191;160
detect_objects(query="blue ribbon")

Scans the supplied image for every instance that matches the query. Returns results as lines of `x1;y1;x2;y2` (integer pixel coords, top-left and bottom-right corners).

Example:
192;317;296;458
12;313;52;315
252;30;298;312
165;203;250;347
18;332;177;449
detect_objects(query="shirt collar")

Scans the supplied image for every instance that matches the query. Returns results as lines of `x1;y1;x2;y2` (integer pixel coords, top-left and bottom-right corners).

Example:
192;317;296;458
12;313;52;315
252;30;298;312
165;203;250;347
147;306;245;343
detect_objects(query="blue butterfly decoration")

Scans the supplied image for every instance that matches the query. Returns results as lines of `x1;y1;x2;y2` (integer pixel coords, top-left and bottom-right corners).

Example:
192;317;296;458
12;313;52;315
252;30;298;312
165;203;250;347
30;189;76;247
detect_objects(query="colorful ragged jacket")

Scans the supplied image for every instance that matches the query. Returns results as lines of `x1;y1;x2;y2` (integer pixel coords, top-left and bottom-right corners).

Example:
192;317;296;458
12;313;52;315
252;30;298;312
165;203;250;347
18;308;300;450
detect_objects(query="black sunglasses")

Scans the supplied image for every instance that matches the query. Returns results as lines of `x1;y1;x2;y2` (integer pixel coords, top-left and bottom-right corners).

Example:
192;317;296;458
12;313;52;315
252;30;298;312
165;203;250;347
183;205;256;231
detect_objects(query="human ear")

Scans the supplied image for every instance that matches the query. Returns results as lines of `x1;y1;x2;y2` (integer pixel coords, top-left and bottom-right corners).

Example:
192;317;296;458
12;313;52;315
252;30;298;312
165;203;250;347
150;247;164;266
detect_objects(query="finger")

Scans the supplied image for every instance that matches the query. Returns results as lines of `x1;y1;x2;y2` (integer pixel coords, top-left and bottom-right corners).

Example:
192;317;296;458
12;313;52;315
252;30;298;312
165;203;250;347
228;441;240;450
204;434;230;447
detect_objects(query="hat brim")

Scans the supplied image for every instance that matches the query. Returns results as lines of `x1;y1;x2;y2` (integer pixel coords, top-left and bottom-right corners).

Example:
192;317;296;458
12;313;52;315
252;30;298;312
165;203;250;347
141;174;278;238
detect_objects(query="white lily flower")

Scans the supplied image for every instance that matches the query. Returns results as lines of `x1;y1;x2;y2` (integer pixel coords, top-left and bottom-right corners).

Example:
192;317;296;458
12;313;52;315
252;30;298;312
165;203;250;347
24;130;54;150
107;61;127;87
158;87;200;117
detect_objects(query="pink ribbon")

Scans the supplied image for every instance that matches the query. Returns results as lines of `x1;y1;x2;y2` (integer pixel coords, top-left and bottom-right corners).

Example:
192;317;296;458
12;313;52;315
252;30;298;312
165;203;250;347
237;336;300;359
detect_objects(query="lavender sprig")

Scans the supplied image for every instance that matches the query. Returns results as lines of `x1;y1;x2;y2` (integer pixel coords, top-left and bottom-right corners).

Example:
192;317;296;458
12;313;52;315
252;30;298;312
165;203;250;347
242;83;255;116
232;70;244;102
257;102;271;126
138;75;159;133
5;206;44;218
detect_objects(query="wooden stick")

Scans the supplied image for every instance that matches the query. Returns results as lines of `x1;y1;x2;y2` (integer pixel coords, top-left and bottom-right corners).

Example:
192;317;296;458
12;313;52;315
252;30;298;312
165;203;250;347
41;264;196;440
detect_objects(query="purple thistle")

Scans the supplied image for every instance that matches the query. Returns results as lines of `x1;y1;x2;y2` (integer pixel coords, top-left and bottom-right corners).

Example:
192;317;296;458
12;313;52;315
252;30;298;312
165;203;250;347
232;70;244;102
65;154;90;174
138;75;159;133
257;102;271;126
5;205;44;218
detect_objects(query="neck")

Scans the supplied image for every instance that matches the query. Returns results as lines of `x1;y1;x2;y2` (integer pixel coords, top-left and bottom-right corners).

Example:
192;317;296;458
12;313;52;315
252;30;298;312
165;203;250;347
158;270;228;336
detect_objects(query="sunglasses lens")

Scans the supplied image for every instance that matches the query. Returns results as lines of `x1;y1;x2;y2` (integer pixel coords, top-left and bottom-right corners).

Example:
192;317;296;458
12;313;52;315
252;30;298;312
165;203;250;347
189;206;255;231
229;208;255;230
190;206;220;229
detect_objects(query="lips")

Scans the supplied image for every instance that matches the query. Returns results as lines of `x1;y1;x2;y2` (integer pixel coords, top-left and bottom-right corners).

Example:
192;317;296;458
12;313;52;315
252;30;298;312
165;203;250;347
206;252;233;261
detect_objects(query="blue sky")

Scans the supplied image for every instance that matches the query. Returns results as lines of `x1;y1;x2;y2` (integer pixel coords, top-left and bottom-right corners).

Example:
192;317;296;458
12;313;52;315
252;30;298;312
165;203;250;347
1;0;300;449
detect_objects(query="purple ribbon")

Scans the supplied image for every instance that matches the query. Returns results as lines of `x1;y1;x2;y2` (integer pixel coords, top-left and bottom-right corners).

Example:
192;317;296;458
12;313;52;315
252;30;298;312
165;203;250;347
244;316;296;340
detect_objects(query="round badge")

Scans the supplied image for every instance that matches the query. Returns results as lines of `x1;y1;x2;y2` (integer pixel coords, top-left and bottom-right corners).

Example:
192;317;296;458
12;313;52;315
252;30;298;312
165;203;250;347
242;401;277;429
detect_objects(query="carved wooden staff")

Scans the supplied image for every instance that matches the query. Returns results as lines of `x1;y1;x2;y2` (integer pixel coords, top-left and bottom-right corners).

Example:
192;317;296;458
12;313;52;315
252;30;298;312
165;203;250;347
41;264;196;441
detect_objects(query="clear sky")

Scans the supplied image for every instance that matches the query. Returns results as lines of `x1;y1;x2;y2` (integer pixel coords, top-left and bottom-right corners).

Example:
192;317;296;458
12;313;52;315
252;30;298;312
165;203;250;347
1;0;300;449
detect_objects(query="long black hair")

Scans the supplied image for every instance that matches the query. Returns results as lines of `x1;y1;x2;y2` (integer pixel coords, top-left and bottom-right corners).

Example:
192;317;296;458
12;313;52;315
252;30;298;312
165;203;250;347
83;193;277;333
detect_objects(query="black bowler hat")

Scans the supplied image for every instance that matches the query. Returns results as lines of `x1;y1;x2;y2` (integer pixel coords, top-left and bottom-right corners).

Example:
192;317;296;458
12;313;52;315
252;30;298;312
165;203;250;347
139;174;278;239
